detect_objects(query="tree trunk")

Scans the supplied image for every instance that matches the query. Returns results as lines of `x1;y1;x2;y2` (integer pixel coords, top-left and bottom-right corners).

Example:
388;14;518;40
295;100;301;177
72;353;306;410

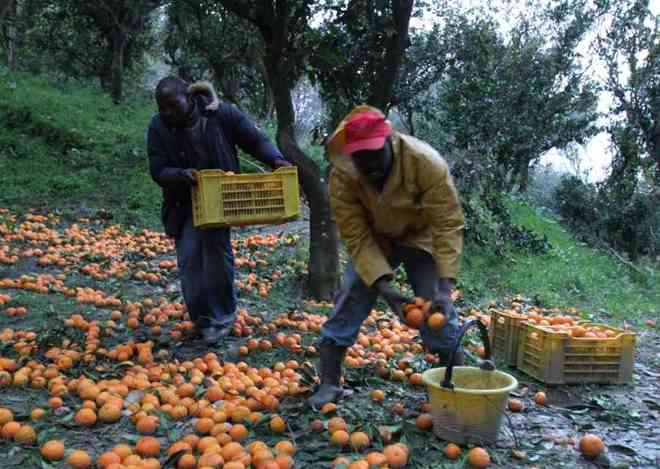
518;158;530;193
265;57;339;300
110;30;126;104
405;107;415;136
259;61;275;120
0;0;14;24
367;0;414;110
99;69;112;92
210;62;241;106
6;0;16;71
651;121;660;187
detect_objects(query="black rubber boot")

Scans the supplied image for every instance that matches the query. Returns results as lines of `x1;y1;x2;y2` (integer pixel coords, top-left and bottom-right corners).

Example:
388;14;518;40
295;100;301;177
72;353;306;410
308;341;347;410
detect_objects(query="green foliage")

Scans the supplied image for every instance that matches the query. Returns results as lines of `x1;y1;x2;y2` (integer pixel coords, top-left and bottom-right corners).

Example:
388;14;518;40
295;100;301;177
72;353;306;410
414;1;600;192
549;0;660;263
309;0;426;125
595;0;660;185
555;175;659;260
163;0;270;116
14;0;160;102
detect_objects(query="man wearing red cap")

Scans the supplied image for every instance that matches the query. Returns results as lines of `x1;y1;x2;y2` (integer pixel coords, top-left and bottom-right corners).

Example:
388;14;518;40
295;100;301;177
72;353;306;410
308;105;465;409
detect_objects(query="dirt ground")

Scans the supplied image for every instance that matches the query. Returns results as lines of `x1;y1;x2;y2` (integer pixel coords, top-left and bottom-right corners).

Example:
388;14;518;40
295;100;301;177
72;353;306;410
0;208;658;468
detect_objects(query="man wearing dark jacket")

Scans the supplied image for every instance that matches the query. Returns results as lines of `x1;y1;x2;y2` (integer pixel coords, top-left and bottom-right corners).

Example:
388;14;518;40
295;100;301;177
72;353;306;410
147;76;290;345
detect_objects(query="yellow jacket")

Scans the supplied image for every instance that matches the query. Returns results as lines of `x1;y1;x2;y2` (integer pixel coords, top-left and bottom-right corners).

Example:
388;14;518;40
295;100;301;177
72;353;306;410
328;109;464;287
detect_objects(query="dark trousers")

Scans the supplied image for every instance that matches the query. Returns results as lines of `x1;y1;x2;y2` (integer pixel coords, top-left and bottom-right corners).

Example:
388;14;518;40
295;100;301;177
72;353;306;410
175;216;236;329
321;245;460;354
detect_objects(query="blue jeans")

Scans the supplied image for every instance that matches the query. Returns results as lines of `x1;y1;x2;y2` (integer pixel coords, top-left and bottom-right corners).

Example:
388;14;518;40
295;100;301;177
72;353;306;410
322;245;460;354
175;216;236;329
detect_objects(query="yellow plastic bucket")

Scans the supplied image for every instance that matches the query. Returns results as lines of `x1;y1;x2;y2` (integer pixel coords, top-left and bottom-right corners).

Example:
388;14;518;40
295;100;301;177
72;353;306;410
422;366;518;445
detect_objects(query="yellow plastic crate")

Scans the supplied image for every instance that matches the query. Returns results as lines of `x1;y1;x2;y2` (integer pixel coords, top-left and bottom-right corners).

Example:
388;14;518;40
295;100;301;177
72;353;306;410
516;322;636;385
489;309;525;366
192;167;300;228
490;309;585;367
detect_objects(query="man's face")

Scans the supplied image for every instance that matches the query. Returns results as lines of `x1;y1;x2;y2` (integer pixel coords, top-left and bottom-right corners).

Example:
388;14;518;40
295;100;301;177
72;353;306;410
157;91;191;128
350;139;393;187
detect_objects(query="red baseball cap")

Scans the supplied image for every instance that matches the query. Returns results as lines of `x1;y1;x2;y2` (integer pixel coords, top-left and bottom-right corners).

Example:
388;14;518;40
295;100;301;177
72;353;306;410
343;111;392;155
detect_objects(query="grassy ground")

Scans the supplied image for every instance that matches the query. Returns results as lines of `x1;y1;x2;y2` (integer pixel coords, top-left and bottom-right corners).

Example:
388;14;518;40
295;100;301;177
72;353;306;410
0;68;161;229
459;200;659;325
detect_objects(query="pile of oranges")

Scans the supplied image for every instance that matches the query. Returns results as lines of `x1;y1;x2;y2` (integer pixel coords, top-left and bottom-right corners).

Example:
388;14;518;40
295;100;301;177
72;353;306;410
403;297;447;331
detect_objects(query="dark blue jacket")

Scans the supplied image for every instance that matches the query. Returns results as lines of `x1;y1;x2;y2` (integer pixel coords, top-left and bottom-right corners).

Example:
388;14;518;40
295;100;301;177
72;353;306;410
147;101;283;237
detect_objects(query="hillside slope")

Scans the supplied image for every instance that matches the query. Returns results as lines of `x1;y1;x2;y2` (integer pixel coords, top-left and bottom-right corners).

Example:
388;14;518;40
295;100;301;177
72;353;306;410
1;68;657;322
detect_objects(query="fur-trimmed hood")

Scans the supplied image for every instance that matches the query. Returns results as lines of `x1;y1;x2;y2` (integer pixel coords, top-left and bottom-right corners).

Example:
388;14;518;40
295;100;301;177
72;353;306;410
188;80;221;112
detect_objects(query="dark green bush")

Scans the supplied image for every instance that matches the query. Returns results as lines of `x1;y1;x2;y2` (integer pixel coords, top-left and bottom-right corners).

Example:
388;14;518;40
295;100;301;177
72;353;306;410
555;175;659;260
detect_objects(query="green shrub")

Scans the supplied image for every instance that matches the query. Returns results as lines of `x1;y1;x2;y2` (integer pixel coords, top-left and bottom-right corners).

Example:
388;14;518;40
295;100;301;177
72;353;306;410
555;175;659;260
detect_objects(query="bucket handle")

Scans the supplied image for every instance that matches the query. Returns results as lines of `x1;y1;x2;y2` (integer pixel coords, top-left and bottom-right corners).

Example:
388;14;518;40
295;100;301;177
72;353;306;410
441;318;493;389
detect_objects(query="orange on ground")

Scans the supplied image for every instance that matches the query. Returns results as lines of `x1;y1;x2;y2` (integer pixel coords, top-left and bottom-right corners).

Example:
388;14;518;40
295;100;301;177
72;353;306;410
229;424;248;442
74;408;97;426
195;417;215;434
41;440;65;461
320;402;337;414
508;399;524;412
370;389;385;402
270;415;286;433
310;419;324;432
2;421;21;439
0;408;12;425
274;454;294;469
67;450;93;469
137;415;159;434
534;391;547;406
443;443;462;460
97;451;121;467
330;430;350;446
177;453;197;469
579;434;605;458
274;440;295;455
416;413;433;431
467;447;491;468
136;436;161;457
366;451;387;466
383;444;409;468
332;456;350;467
348;460;369;469
327;417;347;434
112;443;134;459
14;425;37;445
349;431;370;450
